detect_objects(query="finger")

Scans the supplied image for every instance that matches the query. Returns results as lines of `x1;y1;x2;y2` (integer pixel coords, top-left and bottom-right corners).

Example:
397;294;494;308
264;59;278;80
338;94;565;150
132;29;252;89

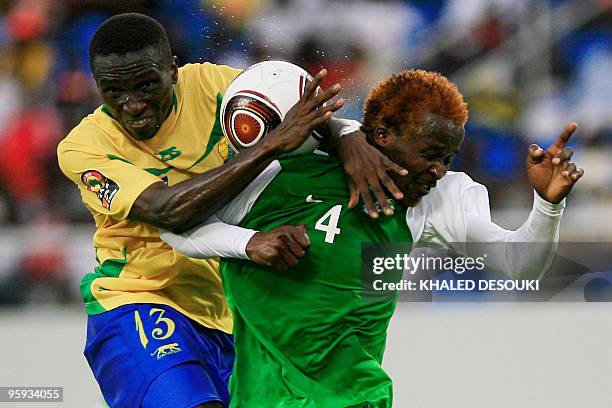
552;122;577;151
376;170;403;202
280;232;306;257
285;237;306;259
380;157;407;200
293;225;311;249
552;147;573;165
308;99;345;126
561;162;577;177
303;69;327;99
271;252;290;272
347;179;359;209
527;144;546;163
360;187;379;219
309;110;335;128
277;245;300;268
383;156;409;177
366;176;393;216
306;83;342;111
571;167;584;181
316;97;345;115
315;83;342;106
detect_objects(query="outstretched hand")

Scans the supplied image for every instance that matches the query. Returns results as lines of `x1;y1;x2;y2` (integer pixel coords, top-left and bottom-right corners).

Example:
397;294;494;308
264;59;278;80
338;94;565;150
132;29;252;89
526;122;584;204
337;131;408;218
266;69;344;154
245;225;310;272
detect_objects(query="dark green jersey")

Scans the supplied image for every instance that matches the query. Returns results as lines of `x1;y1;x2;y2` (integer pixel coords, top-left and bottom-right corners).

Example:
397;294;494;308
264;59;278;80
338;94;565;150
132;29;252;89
221;153;412;408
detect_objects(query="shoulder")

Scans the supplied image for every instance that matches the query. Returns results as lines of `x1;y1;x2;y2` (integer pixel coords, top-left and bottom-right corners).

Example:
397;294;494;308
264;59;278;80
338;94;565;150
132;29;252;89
59;110;104;150
57;107;120;161
409;171;488;240
423;171;487;207
179;62;241;89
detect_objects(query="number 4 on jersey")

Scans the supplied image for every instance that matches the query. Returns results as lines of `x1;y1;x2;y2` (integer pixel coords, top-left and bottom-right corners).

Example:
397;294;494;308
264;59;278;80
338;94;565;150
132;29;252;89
315;204;342;243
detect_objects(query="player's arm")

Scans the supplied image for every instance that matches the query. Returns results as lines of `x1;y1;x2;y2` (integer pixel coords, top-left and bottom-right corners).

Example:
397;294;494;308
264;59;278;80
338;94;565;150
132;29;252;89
326;117;409;219
431;123;583;278
130;69;343;234
159;161;311;272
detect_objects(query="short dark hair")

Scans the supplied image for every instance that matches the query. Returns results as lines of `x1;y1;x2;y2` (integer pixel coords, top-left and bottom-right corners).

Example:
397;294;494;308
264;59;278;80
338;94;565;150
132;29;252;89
89;13;172;73
363;69;468;137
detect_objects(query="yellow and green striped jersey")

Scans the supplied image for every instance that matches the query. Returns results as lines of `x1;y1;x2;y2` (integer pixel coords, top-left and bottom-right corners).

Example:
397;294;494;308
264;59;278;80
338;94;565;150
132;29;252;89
57;62;241;333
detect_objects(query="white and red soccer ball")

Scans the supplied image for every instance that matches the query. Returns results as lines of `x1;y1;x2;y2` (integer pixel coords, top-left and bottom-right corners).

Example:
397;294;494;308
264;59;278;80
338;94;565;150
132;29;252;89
220;60;324;156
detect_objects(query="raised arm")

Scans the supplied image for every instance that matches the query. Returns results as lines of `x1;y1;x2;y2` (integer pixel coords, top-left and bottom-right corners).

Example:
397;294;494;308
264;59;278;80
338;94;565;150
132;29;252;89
130;69;344;233
419;123;584;278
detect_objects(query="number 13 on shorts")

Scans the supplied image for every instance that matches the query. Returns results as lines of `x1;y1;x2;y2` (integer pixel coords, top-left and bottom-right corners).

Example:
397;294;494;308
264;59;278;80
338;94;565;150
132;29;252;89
134;308;176;349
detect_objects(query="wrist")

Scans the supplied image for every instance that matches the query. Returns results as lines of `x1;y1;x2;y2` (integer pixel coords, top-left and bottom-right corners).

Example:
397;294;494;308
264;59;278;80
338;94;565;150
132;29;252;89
245;231;262;260
251;137;284;160
533;190;565;216
329;118;362;141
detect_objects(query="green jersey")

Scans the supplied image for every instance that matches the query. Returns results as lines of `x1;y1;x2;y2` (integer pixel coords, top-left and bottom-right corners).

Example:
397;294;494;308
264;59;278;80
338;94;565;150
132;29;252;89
221;153;412;407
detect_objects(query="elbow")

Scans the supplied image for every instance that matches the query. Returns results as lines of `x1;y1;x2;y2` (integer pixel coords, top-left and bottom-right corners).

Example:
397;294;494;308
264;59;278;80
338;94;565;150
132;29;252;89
152;203;195;234
129;187;192;233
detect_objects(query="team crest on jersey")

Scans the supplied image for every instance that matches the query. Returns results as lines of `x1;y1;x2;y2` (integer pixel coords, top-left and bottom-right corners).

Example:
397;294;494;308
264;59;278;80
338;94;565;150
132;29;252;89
80;170;119;209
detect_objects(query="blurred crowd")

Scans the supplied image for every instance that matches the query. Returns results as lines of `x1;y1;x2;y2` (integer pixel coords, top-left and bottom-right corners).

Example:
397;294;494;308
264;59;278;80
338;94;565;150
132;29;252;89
0;0;610;304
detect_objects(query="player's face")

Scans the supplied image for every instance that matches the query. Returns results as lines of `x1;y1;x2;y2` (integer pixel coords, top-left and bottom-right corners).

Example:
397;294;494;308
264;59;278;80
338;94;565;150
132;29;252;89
92;47;178;140
379;113;464;207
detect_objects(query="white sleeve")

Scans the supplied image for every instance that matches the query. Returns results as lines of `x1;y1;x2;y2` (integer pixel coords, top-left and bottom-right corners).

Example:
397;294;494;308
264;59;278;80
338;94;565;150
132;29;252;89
464;190;565;278
159;161;282;259
328;118;362;138
160;215;256;259
419;173;565;278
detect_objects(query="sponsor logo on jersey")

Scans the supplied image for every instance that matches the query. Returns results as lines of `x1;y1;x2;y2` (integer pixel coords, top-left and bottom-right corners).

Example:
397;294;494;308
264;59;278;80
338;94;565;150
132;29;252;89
80;170;119;209
306;194;323;203
156;146;182;162
150;342;182;360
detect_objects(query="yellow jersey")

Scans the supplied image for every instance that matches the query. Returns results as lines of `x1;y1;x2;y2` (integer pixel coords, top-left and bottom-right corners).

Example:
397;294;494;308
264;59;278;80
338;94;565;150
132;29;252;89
57;63;241;333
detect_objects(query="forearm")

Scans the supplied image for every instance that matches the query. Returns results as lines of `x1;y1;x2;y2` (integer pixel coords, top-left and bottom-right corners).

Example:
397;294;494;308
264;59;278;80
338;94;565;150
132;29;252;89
504;192;565;278
160;215;256;259
129;140;280;233
468;191;565;278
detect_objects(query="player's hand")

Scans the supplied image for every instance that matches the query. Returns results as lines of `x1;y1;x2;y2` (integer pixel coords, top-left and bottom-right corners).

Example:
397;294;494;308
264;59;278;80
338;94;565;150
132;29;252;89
338;130;408;218
245;225;310;272
265;69;344;154
526;122;584;204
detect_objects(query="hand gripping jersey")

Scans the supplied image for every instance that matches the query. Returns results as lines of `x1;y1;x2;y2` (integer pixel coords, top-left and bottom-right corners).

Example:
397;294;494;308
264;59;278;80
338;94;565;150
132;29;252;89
220;153;412;408
57;63;241;332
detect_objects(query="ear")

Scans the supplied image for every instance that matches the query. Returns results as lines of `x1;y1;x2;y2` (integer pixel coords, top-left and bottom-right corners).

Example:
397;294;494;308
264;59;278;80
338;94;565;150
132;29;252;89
170;56;179;84
372;126;395;148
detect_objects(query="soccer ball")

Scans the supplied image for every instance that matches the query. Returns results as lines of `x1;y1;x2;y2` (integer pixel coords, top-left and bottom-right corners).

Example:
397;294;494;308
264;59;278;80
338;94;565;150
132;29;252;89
220;60;324;156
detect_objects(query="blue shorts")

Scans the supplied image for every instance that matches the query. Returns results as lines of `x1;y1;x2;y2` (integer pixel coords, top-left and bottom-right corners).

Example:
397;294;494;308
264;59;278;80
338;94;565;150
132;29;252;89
84;304;234;408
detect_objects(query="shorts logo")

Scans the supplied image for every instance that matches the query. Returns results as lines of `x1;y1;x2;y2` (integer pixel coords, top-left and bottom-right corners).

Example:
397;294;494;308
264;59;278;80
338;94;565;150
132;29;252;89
151;343;182;360
80;170;119;209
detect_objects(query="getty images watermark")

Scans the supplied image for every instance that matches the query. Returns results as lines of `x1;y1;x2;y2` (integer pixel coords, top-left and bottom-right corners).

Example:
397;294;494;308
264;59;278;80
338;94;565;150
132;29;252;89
371;251;539;292
361;242;612;302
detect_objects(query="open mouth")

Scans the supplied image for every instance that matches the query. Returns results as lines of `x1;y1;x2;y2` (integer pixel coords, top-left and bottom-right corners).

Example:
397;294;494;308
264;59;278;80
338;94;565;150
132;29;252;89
127;117;154;129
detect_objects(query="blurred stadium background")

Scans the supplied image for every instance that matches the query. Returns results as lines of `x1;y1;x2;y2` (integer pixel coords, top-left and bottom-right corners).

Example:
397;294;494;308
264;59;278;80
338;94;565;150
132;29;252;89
0;0;610;407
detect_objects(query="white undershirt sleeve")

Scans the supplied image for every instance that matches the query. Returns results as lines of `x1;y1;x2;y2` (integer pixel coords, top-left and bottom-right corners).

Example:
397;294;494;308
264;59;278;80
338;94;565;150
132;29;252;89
328;119;362;138
160;215;257;259
419;173;565;279
159;161;282;260
464;190;565;278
